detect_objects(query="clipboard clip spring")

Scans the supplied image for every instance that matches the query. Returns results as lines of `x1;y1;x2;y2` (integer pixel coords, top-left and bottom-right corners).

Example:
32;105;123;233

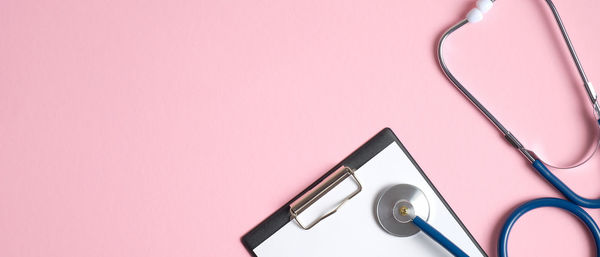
289;166;362;230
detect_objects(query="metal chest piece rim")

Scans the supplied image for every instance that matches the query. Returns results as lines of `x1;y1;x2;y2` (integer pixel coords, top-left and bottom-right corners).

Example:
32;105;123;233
376;184;430;237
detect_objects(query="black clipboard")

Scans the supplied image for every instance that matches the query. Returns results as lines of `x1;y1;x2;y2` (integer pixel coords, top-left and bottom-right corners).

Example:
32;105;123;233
241;128;487;256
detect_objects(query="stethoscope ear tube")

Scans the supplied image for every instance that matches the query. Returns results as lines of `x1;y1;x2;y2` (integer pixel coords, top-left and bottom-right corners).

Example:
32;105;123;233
498;198;600;257
437;0;600;255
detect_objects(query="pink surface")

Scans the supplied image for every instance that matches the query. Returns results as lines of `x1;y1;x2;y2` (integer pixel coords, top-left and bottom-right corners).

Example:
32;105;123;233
2;0;600;256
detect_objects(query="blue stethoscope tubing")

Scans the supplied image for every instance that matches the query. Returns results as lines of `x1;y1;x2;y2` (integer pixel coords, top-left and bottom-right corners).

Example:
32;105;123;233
497;159;600;257
533;159;600;209
498;197;600;257
435;0;600;256
415;161;600;257
413;216;469;257
496;160;600;257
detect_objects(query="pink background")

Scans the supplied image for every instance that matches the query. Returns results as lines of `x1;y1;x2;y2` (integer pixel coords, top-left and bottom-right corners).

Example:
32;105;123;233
2;0;600;256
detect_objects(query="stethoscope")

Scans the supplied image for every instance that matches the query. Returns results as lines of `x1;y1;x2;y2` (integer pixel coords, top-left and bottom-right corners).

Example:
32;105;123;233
375;0;600;256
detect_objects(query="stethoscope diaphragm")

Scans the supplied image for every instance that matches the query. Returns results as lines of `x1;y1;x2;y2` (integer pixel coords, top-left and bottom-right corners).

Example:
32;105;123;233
376;184;430;237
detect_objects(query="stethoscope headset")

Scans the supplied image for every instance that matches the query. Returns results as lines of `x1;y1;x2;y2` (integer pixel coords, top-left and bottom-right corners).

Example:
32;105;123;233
438;0;600;256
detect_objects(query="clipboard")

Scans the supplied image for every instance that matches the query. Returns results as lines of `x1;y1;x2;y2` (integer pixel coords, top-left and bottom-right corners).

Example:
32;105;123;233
242;128;488;257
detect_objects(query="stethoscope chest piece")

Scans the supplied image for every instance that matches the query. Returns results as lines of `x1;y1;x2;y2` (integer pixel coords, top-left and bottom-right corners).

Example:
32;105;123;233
376;184;430;237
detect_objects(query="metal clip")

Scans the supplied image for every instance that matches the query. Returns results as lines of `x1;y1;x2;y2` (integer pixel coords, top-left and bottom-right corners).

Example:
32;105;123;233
289;166;362;230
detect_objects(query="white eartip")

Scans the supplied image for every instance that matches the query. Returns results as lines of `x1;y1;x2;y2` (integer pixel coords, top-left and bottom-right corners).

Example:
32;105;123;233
476;0;493;13
467;8;483;23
